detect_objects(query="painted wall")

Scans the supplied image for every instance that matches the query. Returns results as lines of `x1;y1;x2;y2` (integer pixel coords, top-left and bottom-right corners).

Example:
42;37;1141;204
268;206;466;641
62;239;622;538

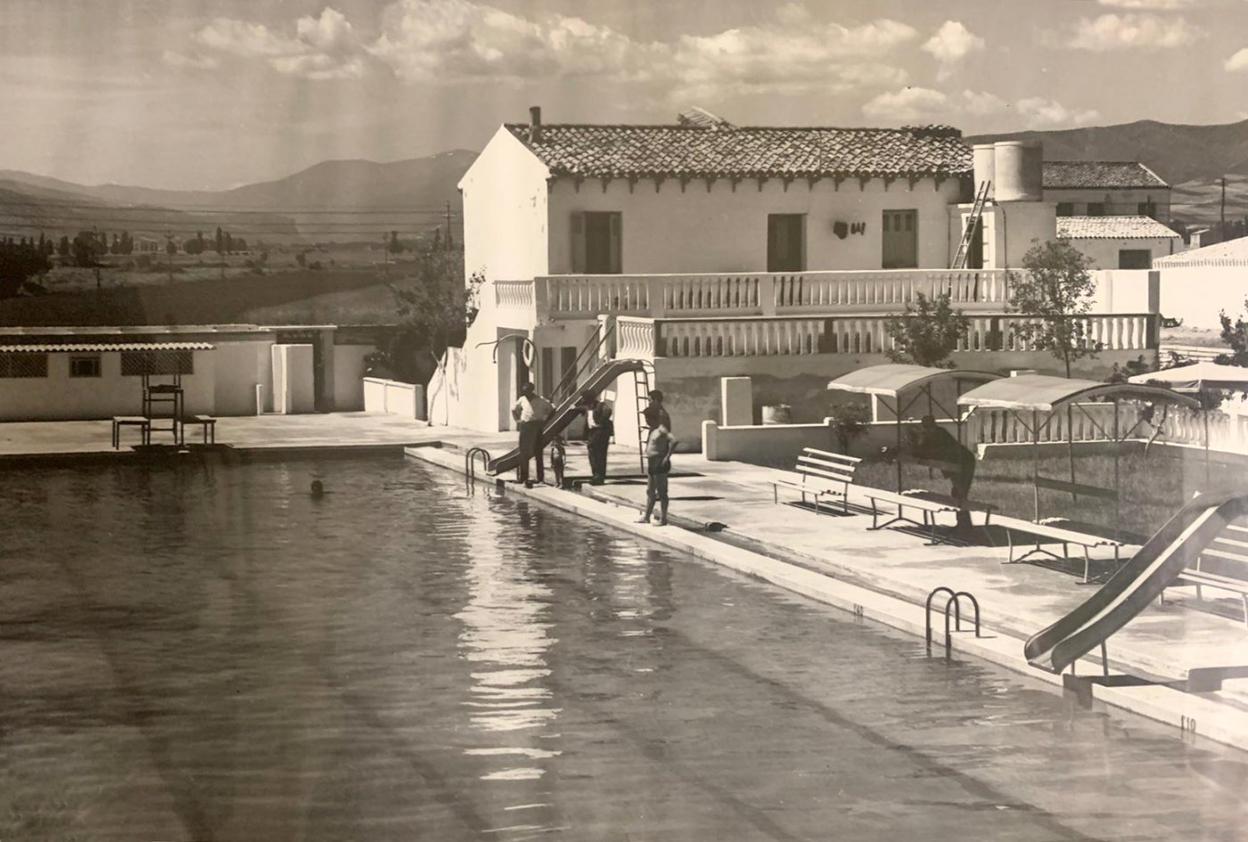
1156;265;1248;330
973;202;1058;269
546;174;965;275
212;337;271;416
363;377;425;419
0;351;215;421
1046;188;1171;220
1068;237;1179;270
460;126;551;284
271;344;315;414
332;344;372;411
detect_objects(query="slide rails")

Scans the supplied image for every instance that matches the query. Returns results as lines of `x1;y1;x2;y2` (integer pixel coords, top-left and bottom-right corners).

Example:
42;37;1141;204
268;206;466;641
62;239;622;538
1024;492;1248;675
487;359;648;477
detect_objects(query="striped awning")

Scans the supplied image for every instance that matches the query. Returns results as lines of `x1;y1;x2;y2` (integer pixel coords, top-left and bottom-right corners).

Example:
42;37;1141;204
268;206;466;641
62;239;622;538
0;342;214;353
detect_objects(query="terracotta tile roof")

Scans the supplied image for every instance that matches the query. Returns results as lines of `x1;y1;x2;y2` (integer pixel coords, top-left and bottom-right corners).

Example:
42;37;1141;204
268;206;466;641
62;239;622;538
506;123;972;180
1042;161;1168;190
0;342;213;352
1056;215;1180;240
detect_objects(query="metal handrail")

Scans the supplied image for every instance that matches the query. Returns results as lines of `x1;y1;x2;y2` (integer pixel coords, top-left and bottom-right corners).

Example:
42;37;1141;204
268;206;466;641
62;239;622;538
464;447;491;487
925;587;981;659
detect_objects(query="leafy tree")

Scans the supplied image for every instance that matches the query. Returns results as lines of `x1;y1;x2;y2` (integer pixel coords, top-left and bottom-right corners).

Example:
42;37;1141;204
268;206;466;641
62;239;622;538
1216;297;1248;366
1008;240;1100;378
224;232;234;253
430;228;441;252
214;226;224;254
383;249;484;382
0;240;51;298
71;230;107;268
388;230;403;254
57;236;70;258
827;402;871;454
884;291;970;368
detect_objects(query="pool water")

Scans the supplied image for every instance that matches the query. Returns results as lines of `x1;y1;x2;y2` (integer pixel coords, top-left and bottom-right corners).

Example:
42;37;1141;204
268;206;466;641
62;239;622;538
1;457;1246;841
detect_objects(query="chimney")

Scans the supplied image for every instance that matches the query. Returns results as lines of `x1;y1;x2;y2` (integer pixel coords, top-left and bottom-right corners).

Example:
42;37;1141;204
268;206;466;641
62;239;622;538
529;106;542;142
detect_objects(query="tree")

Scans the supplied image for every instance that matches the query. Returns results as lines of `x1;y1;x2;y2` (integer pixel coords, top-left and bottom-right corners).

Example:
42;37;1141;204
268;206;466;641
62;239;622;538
884;291;970;368
1216;297;1248;366
214;226;224;254
57;236;70;258
224;231;234;253
388;230;403;254
0;239;51;298
71;230;107;268
1008;240;1100;378
383;249;484;382
828;402;871;454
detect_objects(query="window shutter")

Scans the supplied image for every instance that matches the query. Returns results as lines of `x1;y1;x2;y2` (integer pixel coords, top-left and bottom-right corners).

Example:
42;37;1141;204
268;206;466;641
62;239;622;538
608;213;622;274
571;212;586;273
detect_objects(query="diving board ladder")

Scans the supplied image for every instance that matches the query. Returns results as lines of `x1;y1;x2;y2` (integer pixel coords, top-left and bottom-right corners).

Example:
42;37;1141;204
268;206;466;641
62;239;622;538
951;180;990;270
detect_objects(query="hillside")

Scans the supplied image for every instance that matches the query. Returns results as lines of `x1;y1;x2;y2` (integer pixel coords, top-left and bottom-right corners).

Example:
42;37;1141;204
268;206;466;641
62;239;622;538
0;149;476;243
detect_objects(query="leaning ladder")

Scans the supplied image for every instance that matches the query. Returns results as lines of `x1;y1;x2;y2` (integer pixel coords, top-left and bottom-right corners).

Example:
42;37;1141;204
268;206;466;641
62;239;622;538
631;365;652;474
951;180;991;270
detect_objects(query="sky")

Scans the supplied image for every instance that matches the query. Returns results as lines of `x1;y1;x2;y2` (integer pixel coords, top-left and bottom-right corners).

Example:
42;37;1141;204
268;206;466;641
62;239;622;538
3;0;1248;191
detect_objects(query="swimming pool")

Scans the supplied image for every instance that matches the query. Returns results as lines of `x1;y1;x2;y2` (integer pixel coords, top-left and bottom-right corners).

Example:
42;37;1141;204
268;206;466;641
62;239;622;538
1;456;1244;840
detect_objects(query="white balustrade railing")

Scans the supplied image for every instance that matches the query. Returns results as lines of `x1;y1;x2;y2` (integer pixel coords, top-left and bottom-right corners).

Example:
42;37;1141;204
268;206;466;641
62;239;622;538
966;403;1144;446
992;315;1155;352
615;316;658;359
774;269;1008;312
658;319;826;357
494;280;534;311
535;269;1009;320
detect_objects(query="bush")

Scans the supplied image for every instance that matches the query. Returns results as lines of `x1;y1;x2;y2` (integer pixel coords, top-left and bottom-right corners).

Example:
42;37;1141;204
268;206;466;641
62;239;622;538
828;402;871;453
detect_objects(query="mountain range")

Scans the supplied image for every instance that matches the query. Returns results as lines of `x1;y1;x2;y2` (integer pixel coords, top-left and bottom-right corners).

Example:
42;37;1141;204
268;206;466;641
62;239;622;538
4;118;1248;243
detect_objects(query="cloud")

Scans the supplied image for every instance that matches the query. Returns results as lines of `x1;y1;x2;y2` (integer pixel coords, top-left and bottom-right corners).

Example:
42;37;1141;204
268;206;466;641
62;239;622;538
194;7;365;79
186;1;917;100
960;89;1008;116
1226;47;1248;71
922;21;985;72
162;51;219;70
862;87;949;122
1016;97;1101;126
1067;13;1203;50
1097;0;1195;8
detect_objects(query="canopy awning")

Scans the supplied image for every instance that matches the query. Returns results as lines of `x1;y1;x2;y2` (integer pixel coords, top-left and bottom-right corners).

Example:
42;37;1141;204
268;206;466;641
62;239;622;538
958;373;1200;413
1127;362;1248;392
827;363;1001;398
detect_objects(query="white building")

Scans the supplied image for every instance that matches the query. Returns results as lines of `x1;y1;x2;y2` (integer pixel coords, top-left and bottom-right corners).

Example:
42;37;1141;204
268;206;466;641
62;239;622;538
1056;216;1182;269
1041;161;1171;222
431;109;1164;451
0;324;381;420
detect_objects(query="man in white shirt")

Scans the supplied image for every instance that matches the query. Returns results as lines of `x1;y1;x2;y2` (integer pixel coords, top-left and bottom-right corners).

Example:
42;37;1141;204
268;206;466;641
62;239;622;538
512;382;553;486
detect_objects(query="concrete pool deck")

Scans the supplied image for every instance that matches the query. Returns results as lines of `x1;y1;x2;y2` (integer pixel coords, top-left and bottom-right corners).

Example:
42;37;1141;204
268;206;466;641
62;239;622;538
4;414;1248;752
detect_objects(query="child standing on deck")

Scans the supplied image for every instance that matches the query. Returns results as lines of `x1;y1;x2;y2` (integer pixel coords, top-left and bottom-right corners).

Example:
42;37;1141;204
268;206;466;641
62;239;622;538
637;404;677;526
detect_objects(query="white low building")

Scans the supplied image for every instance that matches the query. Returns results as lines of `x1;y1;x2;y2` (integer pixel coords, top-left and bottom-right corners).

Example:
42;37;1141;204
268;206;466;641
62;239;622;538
0;324;381;421
1056;216;1182;269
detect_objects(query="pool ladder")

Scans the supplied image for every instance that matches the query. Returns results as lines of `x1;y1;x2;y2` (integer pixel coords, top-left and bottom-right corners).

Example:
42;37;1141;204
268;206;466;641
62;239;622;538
925;586;981;659
464;447;492;492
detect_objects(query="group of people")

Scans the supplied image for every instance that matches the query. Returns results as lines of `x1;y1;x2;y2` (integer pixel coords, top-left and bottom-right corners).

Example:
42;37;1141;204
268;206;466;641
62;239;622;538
510;383;676;526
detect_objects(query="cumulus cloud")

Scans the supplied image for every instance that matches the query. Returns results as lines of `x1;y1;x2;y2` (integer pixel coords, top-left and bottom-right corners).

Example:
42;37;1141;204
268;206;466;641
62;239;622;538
194;7;365;79
1226;47;1248;71
1016;97;1101;126
861;87;949;122
184;1;917;100
1068;13;1203;50
922;21;985;78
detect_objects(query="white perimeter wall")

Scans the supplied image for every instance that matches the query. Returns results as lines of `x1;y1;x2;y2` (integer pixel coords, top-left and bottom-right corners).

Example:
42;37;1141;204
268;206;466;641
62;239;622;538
1156;265;1248;330
213;338;272;416
547;174;965;274
0;351;215;421
333;343;372;411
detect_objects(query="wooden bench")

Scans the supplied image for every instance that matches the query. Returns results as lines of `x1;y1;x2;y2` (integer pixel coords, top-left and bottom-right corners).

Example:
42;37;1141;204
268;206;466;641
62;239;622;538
1001;517;1124;584
182;414;217;445
111;415;151;449
864;487;996;545
772;448;862;516
1164;523;1248;627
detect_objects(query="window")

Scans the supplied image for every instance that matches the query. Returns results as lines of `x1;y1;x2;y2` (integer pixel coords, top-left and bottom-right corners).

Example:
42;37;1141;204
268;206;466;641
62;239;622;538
1118;249;1152;269
767;214;806;272
571;212;622;274
0;353;48;378
881;209;918;269
1056;202;1074;217
1086;203;1105;217
121;350;194;376
1138;200;1157;219
69;355;101;378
